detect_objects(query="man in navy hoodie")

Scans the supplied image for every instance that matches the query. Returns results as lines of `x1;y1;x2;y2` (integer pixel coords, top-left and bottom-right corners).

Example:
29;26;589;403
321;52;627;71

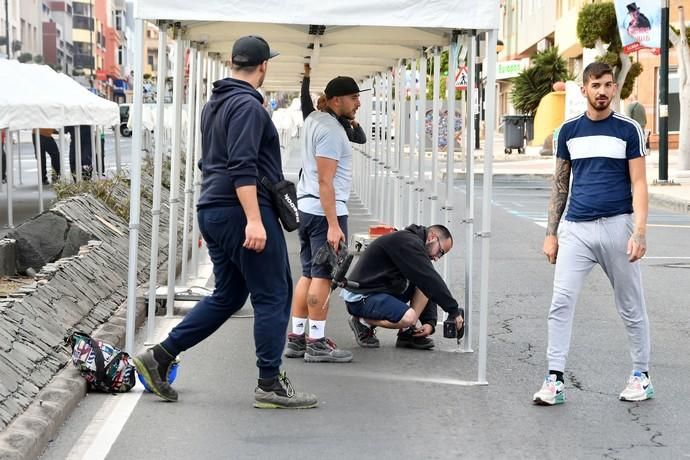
134;35;318;409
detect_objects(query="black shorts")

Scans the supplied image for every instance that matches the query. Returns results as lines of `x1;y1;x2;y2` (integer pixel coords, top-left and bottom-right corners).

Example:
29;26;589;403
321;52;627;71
298;211;348;279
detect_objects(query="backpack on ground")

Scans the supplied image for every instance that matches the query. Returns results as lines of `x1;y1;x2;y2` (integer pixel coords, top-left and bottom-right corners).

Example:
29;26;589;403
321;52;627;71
68;331;137;393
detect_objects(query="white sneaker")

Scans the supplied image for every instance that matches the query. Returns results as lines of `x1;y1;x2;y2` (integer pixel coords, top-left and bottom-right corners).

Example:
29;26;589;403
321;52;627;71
619;371;654;402
533;374;565;405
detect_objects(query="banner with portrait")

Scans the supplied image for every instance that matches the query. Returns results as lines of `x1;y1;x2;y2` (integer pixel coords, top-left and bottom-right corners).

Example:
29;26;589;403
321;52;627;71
615;0;662;54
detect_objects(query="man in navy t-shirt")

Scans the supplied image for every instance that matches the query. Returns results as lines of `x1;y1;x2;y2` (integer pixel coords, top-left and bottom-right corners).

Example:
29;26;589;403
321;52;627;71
533;62;653;406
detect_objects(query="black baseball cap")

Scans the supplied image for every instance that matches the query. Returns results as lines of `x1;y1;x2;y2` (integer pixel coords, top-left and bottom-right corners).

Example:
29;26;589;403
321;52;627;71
231;35;279;66
324;76;370;98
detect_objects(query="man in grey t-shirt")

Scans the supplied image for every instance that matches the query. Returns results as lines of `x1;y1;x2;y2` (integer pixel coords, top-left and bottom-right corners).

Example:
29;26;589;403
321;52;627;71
285;76;365;363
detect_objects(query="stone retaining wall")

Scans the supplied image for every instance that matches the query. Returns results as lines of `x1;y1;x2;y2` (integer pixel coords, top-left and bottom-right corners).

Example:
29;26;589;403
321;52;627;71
0;171;189;432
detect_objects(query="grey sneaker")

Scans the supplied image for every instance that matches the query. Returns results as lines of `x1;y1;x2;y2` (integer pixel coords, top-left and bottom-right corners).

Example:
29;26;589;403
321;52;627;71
304;337;353;363
254;372;318;409
284;333;306;358
348;316;380;348
133;345;178;402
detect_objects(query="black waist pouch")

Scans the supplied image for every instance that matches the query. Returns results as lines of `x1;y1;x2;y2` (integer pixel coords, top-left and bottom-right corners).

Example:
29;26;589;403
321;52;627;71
261;176;300;232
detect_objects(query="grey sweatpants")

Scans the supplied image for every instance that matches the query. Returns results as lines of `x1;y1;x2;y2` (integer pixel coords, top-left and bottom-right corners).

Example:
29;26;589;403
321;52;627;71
547;214;650;373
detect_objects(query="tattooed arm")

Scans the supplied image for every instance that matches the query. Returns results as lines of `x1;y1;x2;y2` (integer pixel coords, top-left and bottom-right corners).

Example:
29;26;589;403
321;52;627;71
627;157;648;262
543;158;571;264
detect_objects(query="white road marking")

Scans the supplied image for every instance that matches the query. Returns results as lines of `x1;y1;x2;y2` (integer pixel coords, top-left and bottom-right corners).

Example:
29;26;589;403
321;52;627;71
65;251;213;460
648;224;690;229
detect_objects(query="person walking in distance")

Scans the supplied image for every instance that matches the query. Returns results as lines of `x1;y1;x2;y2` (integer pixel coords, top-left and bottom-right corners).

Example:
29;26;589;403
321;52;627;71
285;76;365;362
134;35;317;409
533;62;652;406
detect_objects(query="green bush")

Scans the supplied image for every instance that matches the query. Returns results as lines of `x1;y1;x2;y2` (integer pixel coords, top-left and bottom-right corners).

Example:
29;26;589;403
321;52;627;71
511;47;571;115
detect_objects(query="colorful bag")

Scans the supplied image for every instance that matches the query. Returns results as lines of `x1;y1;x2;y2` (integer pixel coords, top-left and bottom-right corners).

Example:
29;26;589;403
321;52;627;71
68;331;136;393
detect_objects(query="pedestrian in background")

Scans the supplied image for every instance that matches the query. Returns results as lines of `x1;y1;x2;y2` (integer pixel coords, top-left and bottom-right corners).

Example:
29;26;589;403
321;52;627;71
534;62;652;406
33;128;61;184
625;95;649;149
134;35;318;410
65;125;94;180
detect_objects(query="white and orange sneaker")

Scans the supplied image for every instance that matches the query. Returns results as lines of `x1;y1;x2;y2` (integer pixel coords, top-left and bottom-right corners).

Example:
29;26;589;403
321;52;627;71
533;374;566;406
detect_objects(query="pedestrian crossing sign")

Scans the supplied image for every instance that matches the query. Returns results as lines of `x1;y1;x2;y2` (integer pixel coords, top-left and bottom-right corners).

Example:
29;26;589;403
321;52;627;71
455;66;468;90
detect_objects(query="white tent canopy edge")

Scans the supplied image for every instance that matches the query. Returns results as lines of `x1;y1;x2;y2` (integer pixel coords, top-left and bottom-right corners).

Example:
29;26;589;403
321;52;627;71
135;1;499;30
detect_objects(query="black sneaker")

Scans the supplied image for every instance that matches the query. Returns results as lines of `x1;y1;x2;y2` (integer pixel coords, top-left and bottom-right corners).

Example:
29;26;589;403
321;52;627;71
133;344;178;401
304;337;353;363
284;333;306;358
348;316;380;348
254;372;318;409
395;329;435;350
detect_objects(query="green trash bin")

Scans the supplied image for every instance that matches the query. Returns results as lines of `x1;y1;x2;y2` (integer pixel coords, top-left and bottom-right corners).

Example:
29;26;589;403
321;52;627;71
503;115;525;154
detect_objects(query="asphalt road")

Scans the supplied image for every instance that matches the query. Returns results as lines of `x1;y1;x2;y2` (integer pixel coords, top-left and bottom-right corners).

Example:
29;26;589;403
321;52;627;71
1;132;133;236
40;175;690;459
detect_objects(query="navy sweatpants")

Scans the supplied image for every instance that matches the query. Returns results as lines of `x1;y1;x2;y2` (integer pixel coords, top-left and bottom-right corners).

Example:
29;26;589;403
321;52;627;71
164;205;293;379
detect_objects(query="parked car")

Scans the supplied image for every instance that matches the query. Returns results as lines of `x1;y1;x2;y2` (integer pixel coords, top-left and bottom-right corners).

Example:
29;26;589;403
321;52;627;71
119;104;132;137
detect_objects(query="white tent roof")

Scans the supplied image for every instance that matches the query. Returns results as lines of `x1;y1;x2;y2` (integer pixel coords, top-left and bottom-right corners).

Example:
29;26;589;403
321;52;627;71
0;60;120;130
135;1;499;92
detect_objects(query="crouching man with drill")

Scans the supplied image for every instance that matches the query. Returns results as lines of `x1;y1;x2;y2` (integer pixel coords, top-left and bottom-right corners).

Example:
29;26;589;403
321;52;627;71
342;224;464;349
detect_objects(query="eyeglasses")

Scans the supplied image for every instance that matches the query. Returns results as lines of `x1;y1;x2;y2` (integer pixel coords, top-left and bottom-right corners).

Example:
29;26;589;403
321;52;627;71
431;235;446;259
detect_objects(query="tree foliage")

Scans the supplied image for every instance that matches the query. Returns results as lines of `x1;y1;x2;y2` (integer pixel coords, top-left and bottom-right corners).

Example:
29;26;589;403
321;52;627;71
576;2;642;102
577;2;621;50
17;53;33;63
511;47;571;115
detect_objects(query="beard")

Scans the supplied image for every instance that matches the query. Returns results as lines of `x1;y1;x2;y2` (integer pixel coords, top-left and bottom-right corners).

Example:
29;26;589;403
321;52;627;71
588;95;611;111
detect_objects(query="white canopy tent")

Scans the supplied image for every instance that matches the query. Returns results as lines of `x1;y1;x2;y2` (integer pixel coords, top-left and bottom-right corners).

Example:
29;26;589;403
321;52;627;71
0;60;121;225
129;1;499;384
0;61;119;129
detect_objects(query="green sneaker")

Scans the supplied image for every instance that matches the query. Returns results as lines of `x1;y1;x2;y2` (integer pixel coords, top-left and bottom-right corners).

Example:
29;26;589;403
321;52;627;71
254;372;318;409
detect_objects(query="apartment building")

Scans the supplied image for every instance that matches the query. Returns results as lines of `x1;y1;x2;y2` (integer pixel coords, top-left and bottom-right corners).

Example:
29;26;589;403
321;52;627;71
0;0;22;59
42;1;73;72
19;0;42;57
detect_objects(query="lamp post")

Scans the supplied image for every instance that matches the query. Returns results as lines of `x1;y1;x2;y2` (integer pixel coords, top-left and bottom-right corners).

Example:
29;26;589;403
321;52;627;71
658;0;669;183
4;0;10;58
475;38;505;149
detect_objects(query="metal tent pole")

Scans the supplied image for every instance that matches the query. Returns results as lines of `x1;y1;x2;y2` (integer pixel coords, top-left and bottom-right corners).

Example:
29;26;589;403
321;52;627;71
4;132;13;228
164;36;186;316
477;29;498;385
180;45;197;285
124;18;146;355
145;23;168;343
442;33;458;295
429;48;441;224
58;127;69;182
75;126;82;183
383;70;393;225
190;51;208;278
417;51;427;224
407;58;417;223
463;31;477;353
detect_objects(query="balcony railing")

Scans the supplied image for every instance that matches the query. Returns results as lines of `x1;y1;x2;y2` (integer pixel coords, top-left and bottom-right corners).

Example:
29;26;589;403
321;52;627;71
73;16;94;31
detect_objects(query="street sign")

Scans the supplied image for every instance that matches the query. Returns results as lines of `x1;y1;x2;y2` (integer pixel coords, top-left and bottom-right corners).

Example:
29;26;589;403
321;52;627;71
455;66;468;90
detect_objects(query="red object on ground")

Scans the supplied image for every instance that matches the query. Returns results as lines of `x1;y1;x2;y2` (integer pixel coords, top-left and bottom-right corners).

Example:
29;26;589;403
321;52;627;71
369;225;395;238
